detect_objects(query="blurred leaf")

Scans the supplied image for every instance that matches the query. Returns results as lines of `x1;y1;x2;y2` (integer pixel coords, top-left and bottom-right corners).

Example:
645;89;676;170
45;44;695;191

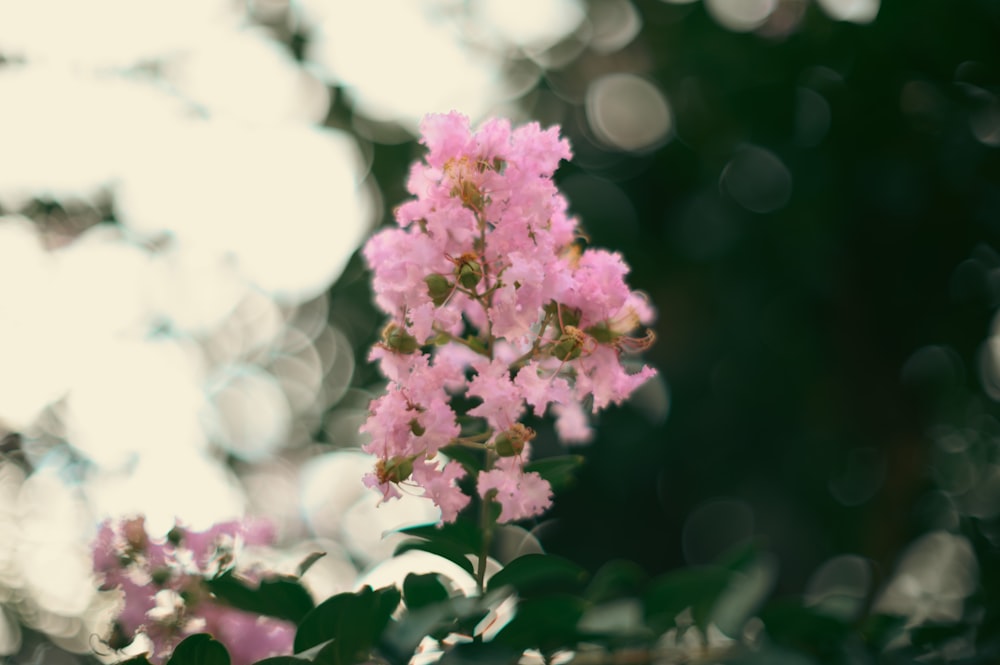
715;538;767;572
253;658;309;665
403;572;451;610
759;602;852;658
910;621;971;649
487;553;588;597
437;642;521;665
394;539;476;576
379;593;501;665
293;585;401;661
440;444;486;475
723;645;818;665
523;455;585;492
166;634;230;665
578;598;650;639
206;571;314;624
494;595;587;653
397;518;483;554
861;613;907;651
644;566;733;632
296;552;327;578
586;560;649;603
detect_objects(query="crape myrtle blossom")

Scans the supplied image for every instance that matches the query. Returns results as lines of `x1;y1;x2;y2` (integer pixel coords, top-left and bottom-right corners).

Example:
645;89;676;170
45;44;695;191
92;516;294;665
361;112;656;524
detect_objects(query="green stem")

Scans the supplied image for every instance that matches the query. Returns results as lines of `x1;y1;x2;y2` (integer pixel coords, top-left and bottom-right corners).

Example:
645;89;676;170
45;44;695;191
476;451;498;595
508;312;555;371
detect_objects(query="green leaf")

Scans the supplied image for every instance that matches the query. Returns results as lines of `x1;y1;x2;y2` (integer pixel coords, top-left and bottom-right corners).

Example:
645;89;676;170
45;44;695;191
439;444;486;475
715;537;767;572
205;571;315;624
759;602;851;656
396;518;483;554
910;621;971;649
437;642;521;665
293;585;401;663
166;634;230;665
577;598;650;639
585;560;648;603
486;553;588;597
403;573;451;610
644;566;733;632
394;539;476;576
296;552;327;578
723;645;817;665
861;613;907;651
379;594;500;665
253;658;310;665
494;595;587;654
523;455;585;492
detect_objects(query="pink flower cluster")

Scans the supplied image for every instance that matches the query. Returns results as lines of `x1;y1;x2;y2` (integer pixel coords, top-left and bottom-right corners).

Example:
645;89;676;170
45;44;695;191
361;112;656;524
92;516;294;665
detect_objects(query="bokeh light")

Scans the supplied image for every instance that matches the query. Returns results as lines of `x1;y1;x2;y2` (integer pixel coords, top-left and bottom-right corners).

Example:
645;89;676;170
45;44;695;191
586;73;673;152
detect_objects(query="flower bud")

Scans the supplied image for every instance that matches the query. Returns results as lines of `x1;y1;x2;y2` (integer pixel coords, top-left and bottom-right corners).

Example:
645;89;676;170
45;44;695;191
166;526;184;546
151;567;172;586
122;517;149;553
409;418;426;436
453;179;484;211
494;423;535;457
544;301;581;329
424;274;453;307
376;455;416;484
584;321;615;345
457;258;482;289
382;323;419;354
552;326;586;361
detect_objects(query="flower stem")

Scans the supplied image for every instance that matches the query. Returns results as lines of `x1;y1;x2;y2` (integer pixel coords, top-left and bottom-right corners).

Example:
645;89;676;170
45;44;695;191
476;451;498;595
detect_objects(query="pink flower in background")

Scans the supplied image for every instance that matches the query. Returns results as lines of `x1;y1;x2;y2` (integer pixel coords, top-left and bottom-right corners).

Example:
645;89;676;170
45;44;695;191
92;516;294;665
362;111;656;523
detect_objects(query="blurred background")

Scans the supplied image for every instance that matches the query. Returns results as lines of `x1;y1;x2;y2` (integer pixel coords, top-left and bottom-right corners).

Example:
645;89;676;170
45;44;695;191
1;0;999;661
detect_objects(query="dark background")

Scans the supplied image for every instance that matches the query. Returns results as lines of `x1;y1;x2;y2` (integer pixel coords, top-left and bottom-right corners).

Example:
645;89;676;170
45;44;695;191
329;0;1000;600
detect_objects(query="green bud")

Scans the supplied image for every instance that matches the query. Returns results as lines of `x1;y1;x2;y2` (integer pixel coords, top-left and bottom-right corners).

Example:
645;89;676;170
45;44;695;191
585;321;616;345
544;301;581;329
494;424;534;457
151;567;172;586
460;180;484;210
166;526;184;546
383;323;419;354
458;259;482;289
552;333;583;361
409;419;426;436
377;455;416;484
424;274;453;306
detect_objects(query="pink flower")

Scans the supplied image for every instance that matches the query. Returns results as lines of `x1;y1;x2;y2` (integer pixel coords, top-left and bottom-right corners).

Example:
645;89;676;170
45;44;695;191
514;361;573;417
477;457;553;523
361;112;656;523
466;357;525;431
198;602;295;665
91;516;293;665
413;459;471;524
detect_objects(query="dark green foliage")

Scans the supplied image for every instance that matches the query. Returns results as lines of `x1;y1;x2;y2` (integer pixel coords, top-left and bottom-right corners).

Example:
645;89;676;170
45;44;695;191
493;595;588;654
522;455;584;492
205;572;315;624
402;573;450;610
486;553;588;597
166;635;230;665
293;585;400;662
